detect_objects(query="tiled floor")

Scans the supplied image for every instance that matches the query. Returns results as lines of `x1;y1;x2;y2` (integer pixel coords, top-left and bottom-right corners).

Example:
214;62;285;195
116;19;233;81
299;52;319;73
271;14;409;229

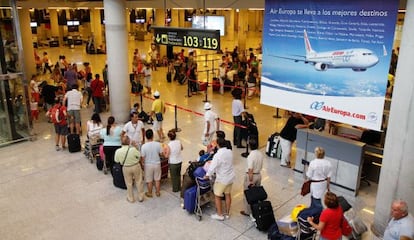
0;35;381;239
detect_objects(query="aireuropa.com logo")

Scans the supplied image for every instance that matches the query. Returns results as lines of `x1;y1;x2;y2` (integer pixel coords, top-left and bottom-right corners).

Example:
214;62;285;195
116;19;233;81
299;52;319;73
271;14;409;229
310;101;324;110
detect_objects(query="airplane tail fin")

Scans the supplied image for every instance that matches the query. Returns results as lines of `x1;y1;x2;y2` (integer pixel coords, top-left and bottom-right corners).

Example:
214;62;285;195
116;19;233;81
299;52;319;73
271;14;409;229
383;45;388;56
304;30;316;56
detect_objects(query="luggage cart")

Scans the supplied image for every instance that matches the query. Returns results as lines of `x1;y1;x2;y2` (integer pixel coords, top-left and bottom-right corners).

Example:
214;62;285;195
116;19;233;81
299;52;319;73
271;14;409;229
296;216;317;240
84;137;103;163
194;177;213;221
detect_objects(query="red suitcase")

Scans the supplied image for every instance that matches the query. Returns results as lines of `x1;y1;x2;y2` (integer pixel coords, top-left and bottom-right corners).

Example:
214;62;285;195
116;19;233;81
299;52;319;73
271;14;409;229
198;81;207;91
161;157;169;179
212;77;220;91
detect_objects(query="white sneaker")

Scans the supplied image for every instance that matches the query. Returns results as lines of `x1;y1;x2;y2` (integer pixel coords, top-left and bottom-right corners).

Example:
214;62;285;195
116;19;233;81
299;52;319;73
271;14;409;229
211;213;225;221
249;214;256;222
224;214;230;220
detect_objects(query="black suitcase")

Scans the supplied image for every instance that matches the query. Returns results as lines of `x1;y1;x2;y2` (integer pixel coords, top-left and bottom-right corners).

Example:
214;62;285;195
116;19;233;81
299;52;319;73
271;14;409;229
266;133;281;158
112;163;127;189
96;154;103;171
244;186;268;205
224;79;234;91
167;72;172;82
67;134;81;153
251;200;276;231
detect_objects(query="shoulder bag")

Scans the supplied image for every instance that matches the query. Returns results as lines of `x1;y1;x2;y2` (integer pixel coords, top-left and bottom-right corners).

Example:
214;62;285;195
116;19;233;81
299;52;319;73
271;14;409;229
112;147;130;189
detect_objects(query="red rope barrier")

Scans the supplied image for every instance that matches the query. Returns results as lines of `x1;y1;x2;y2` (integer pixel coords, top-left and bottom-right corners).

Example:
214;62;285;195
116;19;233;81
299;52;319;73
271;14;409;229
141;94;247;128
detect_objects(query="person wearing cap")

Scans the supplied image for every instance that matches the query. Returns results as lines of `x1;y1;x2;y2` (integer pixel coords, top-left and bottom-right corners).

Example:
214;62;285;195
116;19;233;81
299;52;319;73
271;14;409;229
151;91;166;141
203;102;219;146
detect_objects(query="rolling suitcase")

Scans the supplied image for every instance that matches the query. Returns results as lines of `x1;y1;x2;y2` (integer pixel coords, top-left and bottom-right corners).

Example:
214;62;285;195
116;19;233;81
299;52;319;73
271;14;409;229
212;77;220;91
67;134;81;153
161;157;169;179
184;185;197;213
198;81;207;91
266;133;281;158
112;163;127;189
251;200;276;231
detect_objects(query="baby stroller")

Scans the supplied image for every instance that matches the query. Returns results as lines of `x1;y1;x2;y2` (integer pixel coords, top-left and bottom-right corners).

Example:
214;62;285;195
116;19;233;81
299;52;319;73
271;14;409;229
84;136;103;163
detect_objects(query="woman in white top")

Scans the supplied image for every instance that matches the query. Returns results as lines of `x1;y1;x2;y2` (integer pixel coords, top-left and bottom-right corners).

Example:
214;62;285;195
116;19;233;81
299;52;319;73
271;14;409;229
165;130;183;192
306;146;332;209
87;113;103;144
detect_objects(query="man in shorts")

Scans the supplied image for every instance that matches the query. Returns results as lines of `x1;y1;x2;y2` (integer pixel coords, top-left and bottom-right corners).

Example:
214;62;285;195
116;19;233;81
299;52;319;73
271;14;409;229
141;129;164;198
63;83;83;135
205;138;235;221
151;91;165;141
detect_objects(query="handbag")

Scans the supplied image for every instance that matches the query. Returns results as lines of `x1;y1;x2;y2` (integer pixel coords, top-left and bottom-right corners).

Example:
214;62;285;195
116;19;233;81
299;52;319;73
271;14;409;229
155;112;163;121
300;178;327;196
341;216;353;236
300;180;312;196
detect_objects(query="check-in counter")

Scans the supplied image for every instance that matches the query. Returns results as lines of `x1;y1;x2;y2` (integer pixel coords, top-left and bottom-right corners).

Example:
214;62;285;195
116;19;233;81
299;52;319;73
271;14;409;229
294;129;366;196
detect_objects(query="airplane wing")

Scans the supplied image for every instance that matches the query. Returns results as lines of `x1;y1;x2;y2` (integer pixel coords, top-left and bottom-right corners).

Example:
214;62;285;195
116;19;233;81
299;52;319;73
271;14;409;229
269;54;313;64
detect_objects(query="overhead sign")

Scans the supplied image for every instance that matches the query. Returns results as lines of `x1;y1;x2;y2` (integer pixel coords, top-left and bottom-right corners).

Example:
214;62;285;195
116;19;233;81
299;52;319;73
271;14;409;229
151;26;220;51
260;0;399;130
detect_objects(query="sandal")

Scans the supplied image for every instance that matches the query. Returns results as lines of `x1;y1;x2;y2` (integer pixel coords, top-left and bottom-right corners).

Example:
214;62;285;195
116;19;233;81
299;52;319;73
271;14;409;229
155;192;161;197
145;192;153;198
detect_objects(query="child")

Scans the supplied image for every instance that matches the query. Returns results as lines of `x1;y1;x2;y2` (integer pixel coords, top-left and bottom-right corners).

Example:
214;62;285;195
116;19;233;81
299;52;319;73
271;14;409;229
46;98;68;151
30;98;39;121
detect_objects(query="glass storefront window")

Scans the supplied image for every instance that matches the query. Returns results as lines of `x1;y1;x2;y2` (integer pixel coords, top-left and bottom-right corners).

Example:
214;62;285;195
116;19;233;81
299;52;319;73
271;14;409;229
0;3;32;146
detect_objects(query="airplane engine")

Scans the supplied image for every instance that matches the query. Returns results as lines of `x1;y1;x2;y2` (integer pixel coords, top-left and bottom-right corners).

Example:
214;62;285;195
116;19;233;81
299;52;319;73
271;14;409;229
314;62;327;71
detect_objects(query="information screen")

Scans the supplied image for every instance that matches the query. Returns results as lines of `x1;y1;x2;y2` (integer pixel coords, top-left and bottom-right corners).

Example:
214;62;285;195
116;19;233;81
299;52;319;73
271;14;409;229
151;27;220;51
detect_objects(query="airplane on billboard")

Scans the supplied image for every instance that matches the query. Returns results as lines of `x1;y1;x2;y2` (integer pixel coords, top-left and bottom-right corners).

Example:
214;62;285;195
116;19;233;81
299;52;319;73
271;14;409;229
271;30;380;71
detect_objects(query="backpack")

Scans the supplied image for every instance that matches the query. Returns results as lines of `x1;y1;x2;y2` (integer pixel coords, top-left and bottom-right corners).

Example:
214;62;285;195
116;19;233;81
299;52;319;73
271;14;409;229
50;106;63;124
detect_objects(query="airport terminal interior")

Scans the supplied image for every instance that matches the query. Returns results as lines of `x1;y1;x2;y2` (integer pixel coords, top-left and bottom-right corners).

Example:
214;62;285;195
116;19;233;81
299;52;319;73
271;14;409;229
0;0;409;239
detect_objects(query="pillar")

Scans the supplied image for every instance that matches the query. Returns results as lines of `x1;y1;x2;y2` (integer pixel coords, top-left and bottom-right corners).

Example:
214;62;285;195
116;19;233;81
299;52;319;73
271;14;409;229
155;9;164;27
18;8;35;77
91;9;103;47
154;8;166;59
103;0;130;123
372;0;414;236
237;9;248;54
170;9;179;27
227;10;235;41
49;9;59;38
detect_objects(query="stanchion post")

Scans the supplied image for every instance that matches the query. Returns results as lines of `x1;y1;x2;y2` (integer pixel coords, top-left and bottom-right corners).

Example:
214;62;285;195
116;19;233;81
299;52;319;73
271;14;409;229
140;93;143;112
174;105;181;132
243;84;248;109
204;54;208;67
186;76;191;97
203;70;209;103
241;136;249;158
273;108;282;118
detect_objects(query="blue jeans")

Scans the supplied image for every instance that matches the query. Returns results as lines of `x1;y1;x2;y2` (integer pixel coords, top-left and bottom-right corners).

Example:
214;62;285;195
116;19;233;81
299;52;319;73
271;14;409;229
311;196;323;209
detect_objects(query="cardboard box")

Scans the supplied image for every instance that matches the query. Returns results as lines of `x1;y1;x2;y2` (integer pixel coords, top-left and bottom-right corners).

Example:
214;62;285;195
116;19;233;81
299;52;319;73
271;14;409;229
277;215;298;237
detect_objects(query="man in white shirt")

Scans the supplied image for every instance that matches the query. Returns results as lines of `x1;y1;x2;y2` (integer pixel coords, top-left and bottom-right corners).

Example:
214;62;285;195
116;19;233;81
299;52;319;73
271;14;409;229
63;83;83;134
205;138;235;221
240;138;264;217
384;200;414;240
122;112;145;150
232;88;245;148
202;102;219;146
